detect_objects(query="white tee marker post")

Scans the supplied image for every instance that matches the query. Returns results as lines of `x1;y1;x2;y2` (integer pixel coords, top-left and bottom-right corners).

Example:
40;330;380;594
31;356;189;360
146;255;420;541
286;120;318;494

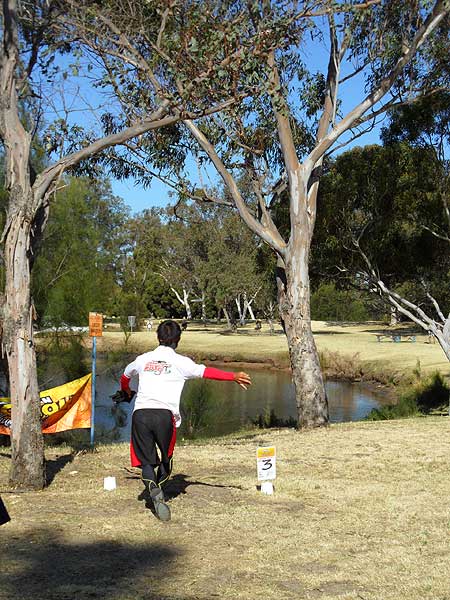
257;446;276;495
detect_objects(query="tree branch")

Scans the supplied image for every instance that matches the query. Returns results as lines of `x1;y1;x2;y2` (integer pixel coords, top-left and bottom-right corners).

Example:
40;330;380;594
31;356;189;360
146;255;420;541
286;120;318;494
305;0;449;170
183;118;287;256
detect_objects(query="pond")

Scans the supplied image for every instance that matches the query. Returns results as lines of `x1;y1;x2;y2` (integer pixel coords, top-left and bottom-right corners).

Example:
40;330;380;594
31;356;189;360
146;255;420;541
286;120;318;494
94;367;388;442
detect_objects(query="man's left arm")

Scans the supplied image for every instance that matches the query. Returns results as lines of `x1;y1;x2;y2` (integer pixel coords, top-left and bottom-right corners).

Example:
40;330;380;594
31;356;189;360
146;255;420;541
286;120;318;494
203;367;251;389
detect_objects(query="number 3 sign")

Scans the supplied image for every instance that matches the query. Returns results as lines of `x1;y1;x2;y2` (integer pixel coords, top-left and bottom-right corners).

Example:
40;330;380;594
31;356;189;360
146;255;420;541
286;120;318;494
257;446;276;481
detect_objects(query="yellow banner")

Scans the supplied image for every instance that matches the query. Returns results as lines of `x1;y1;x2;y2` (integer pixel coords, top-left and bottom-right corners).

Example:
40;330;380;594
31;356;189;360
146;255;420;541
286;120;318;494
0;373;92;435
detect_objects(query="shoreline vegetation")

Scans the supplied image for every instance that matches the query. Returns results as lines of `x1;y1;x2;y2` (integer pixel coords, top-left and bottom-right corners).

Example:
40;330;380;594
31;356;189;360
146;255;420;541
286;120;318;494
91;320;449;392
89;319;448;424
32;320;449;426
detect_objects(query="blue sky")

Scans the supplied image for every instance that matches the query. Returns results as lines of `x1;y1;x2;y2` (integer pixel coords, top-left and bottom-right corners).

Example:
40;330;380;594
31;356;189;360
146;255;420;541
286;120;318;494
110;177;172;214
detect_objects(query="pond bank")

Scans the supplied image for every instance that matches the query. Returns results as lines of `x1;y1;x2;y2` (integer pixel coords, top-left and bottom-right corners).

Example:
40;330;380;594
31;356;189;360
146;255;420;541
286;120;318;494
94;320;449;383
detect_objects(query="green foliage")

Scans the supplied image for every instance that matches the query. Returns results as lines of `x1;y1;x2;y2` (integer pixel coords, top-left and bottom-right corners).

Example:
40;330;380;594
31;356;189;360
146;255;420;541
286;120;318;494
365;394;419;421
36;332;88;389
413;372;450;414
253;408;297;429
180;379;218;439
119;200;274;322
311;283;371;322
32;176;129;327
366;372;449;420
116;208;182;320
314;143;450;316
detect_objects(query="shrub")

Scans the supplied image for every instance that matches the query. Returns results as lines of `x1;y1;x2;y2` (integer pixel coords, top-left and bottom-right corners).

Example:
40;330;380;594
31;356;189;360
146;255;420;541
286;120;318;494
180;380;219;438
37;331;88;388
311;283;371;322
253;408;297;429
366;371;449;420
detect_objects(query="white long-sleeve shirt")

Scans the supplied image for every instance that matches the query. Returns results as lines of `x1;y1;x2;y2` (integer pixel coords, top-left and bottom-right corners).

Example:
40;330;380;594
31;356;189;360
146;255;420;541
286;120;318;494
123;345;206;427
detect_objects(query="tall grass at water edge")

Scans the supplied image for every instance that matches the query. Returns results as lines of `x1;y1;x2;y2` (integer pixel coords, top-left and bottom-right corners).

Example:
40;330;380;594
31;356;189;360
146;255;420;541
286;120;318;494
366;369;449;420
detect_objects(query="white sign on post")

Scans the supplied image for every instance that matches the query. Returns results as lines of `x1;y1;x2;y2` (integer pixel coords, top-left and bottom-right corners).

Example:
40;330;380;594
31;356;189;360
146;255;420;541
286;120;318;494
257;446;276;494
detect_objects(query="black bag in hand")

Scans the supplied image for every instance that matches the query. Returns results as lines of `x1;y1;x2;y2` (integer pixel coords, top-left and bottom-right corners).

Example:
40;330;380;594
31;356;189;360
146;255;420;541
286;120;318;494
110;389;136;404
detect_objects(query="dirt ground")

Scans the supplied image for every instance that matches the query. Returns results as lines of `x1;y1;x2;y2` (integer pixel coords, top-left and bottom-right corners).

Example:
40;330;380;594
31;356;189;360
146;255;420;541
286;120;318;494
1;417;449;600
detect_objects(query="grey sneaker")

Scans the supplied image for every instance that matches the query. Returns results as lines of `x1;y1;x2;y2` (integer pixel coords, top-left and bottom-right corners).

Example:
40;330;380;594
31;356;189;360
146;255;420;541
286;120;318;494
150;486;171;522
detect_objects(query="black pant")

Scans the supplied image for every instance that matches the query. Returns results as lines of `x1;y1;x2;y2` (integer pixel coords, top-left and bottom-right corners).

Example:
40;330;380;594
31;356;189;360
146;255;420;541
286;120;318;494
0;495;10;526
131;409;176;486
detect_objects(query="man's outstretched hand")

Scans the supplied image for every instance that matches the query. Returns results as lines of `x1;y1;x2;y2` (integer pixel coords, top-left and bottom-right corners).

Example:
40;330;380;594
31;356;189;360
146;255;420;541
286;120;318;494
234;372;252;389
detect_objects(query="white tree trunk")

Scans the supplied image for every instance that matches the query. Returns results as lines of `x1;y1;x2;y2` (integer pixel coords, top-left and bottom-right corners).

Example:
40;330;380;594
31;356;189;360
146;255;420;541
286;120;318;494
277;255;329;427
246;301;256;321
390;307;400;326
3;201;45;489
235;295;244;324
1;0;44;489
223;307;232;329
183;288;192;320
200;291;207;323
170;286;192;319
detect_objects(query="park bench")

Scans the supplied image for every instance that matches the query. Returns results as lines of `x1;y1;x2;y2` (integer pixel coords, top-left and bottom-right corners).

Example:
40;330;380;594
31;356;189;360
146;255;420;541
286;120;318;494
375;333;416;343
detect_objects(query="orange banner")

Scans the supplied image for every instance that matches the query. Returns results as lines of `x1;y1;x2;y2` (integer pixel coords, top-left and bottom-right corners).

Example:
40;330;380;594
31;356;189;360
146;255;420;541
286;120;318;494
0;374;92;435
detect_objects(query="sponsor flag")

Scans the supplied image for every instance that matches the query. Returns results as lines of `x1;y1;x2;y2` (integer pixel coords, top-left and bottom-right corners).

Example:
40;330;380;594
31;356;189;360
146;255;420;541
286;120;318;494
0;373;92;435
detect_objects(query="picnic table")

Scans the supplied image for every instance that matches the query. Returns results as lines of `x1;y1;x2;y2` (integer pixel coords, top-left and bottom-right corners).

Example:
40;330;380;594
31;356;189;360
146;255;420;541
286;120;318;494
375;333;416;343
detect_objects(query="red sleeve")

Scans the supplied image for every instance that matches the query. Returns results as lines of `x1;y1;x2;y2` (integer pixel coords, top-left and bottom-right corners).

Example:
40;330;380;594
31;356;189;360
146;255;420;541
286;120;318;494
120;374;131;391
203;367;235;381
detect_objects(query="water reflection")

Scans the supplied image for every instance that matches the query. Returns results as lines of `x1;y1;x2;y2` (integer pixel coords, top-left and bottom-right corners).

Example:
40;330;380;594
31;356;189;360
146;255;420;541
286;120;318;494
95;367;387;442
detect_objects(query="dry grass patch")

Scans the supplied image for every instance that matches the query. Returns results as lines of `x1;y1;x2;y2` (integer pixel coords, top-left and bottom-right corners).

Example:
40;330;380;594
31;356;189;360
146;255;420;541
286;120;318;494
1;417;450;600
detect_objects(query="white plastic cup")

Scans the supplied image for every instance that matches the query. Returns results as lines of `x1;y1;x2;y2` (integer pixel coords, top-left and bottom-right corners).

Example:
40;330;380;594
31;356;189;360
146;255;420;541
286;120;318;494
104;476;116;491
260;481;274;495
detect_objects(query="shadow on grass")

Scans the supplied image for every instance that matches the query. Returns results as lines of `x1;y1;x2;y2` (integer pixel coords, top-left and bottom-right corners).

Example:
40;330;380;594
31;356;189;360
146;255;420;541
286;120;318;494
0;527;179;600
45;453;75;486
324;321;384;327
163;473;243;500
134;473;243;509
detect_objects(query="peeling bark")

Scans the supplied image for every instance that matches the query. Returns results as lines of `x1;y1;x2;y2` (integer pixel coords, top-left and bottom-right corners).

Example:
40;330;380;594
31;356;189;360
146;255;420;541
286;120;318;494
0;0;44;489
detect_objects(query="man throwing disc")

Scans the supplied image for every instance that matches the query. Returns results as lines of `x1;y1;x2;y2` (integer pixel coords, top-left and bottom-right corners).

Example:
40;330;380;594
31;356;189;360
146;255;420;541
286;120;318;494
119;319;251;522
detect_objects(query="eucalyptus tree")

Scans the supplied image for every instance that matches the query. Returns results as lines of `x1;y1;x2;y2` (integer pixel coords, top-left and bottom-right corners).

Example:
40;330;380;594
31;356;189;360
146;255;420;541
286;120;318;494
371;93;450;357
118;208;169;322
68;0;449;429
201;208;264;326
158;210;208;320
159;201;265;323
354;94;450;357
0;0;260;489
382;93;450;244
179;0;449;428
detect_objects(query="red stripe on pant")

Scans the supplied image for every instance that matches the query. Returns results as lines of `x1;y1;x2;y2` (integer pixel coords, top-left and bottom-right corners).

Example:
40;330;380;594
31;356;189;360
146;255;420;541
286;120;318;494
130;439;141;467
168;413;177;457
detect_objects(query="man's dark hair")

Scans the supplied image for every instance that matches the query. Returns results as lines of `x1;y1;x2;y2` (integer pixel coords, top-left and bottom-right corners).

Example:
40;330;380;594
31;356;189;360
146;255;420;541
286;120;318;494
157;320;182;347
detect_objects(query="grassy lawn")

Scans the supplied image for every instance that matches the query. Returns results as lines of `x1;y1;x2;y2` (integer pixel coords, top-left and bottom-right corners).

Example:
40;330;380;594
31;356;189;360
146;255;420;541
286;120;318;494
1;417;449;600
2;322;448;598
96;320;449;379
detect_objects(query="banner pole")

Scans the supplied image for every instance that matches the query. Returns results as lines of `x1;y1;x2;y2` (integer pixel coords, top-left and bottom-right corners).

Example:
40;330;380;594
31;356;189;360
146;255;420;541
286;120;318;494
90;335;97;447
